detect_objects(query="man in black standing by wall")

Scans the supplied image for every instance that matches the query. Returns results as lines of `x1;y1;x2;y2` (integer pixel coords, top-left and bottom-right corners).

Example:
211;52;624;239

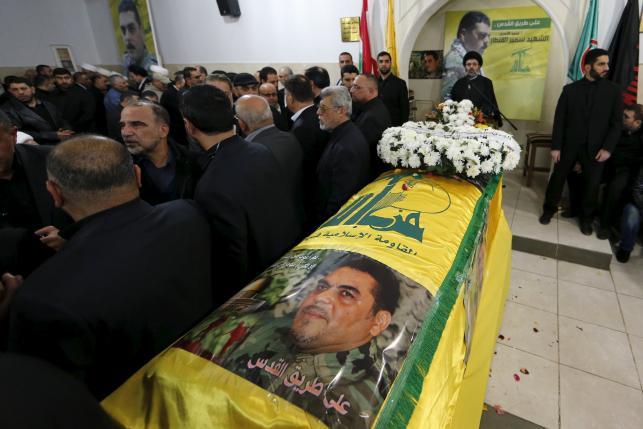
540;49;622;235
377;51;409;126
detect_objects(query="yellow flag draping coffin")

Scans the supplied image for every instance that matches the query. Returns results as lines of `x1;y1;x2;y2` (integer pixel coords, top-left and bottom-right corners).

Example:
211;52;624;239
102;170;511;429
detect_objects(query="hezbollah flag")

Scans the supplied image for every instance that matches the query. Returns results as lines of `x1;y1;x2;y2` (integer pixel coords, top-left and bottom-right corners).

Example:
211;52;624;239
568;0;599;81
608;0;640;104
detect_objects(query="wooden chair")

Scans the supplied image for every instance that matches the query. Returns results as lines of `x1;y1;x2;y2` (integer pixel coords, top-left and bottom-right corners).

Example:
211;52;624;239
523;133;552;187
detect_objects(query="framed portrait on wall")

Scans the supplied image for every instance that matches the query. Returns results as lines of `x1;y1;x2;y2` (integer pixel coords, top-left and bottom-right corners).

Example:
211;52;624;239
409;50;444;79
50;45;77;72
109;0;161;72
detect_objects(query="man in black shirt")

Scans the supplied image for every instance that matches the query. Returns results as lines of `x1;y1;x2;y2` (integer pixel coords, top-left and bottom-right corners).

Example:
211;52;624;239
1;77;73;145
51;68;95;133
376;51;409;126
450;51;502;126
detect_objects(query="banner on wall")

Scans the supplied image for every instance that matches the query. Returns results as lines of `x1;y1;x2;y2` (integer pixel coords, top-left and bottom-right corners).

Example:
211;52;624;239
109;0;160;73
442;6;552;121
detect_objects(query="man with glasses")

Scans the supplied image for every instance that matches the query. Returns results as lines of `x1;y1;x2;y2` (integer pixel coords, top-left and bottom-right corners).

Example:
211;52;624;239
315;86;369;225
442;11;491;100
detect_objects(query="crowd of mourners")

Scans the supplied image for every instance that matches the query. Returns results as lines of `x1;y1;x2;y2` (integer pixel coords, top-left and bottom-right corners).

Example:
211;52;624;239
0;52;409;420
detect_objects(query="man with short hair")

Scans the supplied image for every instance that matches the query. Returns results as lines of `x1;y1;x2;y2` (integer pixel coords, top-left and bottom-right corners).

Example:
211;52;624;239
35;65;52;78
277;66;293;111
450;51;501;125
1;77;72;145
104;75;130;141
181;85;302;303
34;75;56;103
376;51;409;126
0;110;70;275
90;74;109;135
3;135;213;399
73;71;92;89
235;95;304;226
205;73;234;105
259;67;279;90
350;74;391;179
161;72;188;146
183;67;204;88
233;73;259;98
337;52;354;84
127;65;150;93
442;11;491;99
315;86;369;224
258;82;288;130
340;64;359;89
284;74;329;229
422;50;442;78
304;66;330;106
52;68;95;132
540;49;622;235
120;101;200;204
118;0;158;71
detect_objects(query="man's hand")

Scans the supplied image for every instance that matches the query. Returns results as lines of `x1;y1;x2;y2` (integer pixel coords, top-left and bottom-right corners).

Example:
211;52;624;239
0;273;23;322
551;150;561;163
35;226;65;251
595;149;611;162
56;129;74;141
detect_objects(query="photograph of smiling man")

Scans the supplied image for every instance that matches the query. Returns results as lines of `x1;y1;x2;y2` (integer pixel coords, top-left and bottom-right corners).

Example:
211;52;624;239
109;0;159;72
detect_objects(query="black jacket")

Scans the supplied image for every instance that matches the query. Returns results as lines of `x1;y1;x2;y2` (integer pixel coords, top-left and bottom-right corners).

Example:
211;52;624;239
352;97;392;179
7;198;213;400
52;85;95;132
135;138;202;205
378;74;409;126
552;78;622;157
194;135;302;302
1;97;69;145
90;87;108;136
451;75;501;124
315;120;370;224
160;85;188;146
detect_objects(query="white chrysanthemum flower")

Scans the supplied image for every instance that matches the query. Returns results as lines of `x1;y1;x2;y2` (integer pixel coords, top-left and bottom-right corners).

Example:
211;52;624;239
446;144;463;161
480;159;495;173
453;159;465;173
503;151;520;169
425;150;441;166
408;153;422;168
466;162;481;178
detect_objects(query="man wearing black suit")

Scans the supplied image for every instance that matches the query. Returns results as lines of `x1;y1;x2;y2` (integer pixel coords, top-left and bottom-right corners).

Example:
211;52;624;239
0;111;70;276
284;74;330;230
160;72;187;146
3;135;213;399
315;86;370;225
127;65;150;94
350;74;392;179
1;78;73;145
236;95;305;228
540;49;622;235
120;101;201;204
181;85;302;303
51;68;96;133
377;51;409;126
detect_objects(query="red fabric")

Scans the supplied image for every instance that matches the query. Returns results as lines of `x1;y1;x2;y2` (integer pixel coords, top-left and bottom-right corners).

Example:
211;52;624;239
360;0;377;75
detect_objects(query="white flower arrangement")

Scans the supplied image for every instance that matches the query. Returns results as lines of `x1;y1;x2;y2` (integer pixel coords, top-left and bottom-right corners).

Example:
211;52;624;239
377;99;521;179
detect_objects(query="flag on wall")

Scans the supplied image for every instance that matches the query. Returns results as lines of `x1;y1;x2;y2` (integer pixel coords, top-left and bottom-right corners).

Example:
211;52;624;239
568;0;598;81
608;0;640;105
386;0;399;75
360;0;377;74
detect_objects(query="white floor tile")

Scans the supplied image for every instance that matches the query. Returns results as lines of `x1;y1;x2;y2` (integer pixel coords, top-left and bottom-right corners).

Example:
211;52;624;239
512;213;558;242
560;365;643;429
486;343;559;429
629;335;643;389
612;269;643;299
509;269;557;313
557;217;613;254
558;280;624;331
557;260;614;291
619;295;643;338
512;251;557;278
497;301;558;361
559;316;639;388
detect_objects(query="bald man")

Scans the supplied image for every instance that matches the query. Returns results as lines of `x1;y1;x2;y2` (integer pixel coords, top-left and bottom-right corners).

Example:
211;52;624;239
257;82;288;130
4;135;213;399
236;95;304;226
350;74;392;179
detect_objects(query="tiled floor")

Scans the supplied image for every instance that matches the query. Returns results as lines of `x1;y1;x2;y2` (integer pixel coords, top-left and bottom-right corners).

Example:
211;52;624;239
483;171;643;428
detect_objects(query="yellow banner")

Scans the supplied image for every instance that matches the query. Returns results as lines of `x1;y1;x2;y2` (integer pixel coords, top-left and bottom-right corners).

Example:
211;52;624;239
443;7;553;120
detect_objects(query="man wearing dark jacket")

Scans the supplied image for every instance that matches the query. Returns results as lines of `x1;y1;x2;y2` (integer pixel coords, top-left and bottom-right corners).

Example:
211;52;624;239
350;74;392;179
120;101;201;204
181;85;302;304
616;167;643;262
51;68;95;133
1;77;73;145
315;86;370;225
3;136;213;400
160;73;187;146
540;49;622;235
377;51;409;126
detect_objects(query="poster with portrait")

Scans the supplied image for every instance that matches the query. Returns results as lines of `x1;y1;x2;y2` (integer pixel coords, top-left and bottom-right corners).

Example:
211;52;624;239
108;0;160;73
409;50;444;79
442;7;552;120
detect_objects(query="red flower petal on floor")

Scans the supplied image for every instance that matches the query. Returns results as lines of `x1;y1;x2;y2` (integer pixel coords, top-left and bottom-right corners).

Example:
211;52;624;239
513;373;521;381
493;404;505;415
402;183;409;191
520;368;530;375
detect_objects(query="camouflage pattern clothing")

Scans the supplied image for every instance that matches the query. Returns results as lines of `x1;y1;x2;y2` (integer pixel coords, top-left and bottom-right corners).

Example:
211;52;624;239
222;314;394;428
441;38;468;101
122;48;158;73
